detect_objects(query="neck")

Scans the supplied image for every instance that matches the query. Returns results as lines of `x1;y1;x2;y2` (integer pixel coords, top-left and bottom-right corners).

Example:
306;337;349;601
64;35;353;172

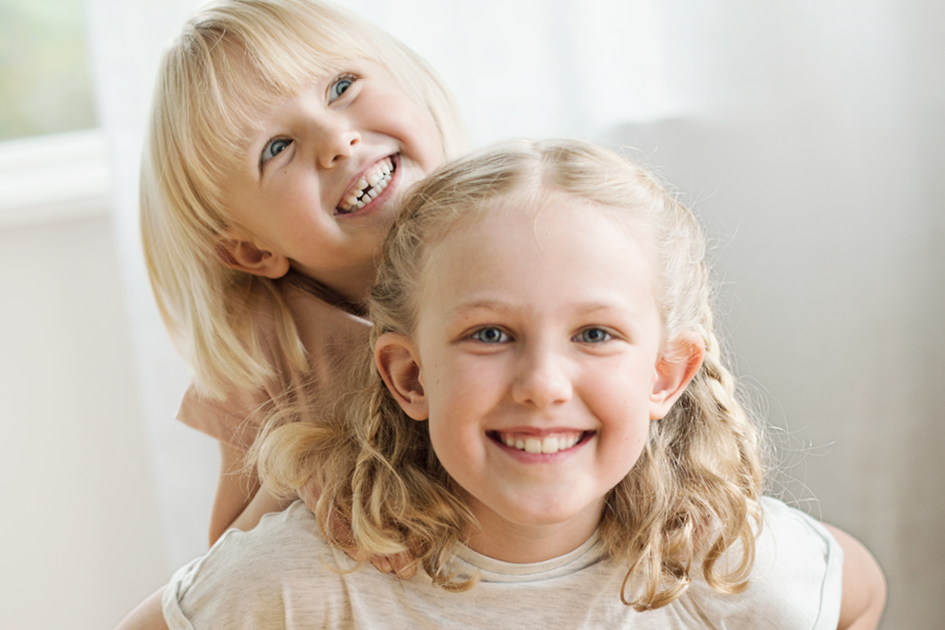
462;496;604;564
288;264;374;309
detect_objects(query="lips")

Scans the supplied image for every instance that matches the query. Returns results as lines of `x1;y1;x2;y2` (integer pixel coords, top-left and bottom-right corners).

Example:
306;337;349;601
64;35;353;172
336;156;396;214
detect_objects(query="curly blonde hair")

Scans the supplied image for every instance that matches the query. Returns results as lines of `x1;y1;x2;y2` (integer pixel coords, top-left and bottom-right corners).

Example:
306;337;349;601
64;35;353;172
141;0;467;399
258;138;765;610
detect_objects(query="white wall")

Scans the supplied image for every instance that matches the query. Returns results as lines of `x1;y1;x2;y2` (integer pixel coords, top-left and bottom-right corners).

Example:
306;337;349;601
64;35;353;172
0;210;169;628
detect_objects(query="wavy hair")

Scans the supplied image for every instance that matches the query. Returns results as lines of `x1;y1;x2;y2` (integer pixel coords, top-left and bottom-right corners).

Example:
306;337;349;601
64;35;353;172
141;0;467;398
258;138;766;609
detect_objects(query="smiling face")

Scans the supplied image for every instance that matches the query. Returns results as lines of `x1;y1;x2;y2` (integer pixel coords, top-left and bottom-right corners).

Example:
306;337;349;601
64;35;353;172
220;59;445;302
379;191;701;563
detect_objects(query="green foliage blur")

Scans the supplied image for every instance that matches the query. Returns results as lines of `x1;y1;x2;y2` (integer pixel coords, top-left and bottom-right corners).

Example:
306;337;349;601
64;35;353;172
0;0;97;140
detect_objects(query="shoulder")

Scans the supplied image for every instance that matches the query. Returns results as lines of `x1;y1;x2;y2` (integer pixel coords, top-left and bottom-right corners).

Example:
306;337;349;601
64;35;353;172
176;377;271;448
168;501;330;589
753;495;839;560
281;281;371;394
752;497;844;603
282;281;371;347
681;496;844;630
162;503;349;629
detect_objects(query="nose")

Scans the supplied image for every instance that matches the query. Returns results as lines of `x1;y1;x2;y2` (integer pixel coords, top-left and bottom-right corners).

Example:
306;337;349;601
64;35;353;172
315;118;360;168
510;342;573;409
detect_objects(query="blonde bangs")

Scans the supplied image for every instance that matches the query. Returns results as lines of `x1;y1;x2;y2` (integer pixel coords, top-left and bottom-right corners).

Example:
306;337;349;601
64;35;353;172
164;1;381;213
142;0;466;397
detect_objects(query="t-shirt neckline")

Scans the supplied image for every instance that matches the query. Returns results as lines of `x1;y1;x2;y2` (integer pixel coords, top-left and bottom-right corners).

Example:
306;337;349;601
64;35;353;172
451;530;604;583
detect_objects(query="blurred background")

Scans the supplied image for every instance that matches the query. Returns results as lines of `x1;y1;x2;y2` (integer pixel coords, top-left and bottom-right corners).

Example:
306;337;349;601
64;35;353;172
1;0;941;627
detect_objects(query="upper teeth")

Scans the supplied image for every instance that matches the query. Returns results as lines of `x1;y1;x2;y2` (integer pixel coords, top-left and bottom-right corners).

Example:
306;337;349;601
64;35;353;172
500;432;582;455
338;157;394;212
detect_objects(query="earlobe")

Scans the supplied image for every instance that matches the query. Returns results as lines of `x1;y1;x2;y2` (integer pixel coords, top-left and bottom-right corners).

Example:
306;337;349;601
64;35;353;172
650;332;705;420
218;230;290;279
375;332;428;421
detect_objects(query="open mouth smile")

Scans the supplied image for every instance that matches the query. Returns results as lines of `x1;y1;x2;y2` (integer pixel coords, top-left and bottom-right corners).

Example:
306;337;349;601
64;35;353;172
336;155;397;214
488;430;593;455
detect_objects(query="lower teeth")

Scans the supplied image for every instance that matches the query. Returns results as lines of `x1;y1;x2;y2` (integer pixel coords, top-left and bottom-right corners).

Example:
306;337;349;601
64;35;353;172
341;162;396;212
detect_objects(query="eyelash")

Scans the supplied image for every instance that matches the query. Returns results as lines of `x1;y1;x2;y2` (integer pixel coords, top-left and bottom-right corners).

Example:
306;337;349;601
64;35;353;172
573;328;613;344
328;74;357;104
467;326;614;345
260;138;292;167
258;73;359;169
470;327;511;344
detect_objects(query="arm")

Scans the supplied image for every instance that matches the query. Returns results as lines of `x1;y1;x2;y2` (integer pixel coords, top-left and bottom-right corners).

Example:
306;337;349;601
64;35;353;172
209;442;292;545
824;524;887;630
116;471;288;630
114;587;168;630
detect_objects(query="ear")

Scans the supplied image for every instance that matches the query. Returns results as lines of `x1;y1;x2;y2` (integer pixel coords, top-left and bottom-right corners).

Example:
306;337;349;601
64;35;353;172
375;332;428;421
217;229;290;279
650;331;705;420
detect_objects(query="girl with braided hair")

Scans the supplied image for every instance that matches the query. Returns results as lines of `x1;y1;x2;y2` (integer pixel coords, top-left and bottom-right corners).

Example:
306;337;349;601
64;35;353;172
122;138;885;629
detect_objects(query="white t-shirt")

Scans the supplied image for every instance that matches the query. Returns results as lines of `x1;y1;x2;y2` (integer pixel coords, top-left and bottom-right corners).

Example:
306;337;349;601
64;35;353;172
163;497;842;629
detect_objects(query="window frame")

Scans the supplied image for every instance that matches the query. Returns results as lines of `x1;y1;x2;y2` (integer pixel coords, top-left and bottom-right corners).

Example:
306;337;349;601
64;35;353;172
0;129;112;229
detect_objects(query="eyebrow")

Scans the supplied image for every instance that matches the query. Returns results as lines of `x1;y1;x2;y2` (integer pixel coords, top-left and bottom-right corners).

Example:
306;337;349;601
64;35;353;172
447;298;639;319
446;299;518;319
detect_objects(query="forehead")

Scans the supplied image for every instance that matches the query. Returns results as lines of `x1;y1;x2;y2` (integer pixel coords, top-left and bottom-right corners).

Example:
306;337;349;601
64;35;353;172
429;189;647;262
211;53;397;185
221;53;351;134
204;11;384;143
419;191;657;315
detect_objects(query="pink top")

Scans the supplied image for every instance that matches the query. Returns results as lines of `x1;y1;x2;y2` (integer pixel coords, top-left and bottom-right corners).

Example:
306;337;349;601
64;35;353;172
177;276;371;450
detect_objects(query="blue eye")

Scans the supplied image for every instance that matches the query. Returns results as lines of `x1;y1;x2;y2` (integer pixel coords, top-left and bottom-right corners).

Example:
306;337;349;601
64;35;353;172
261;138;291;165
471;327;510;344
575;328;611;344
328;75;355;103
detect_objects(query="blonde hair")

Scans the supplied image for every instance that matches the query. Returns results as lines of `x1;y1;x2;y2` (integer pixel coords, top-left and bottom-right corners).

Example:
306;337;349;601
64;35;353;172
141;0;467;398
259;139;765;610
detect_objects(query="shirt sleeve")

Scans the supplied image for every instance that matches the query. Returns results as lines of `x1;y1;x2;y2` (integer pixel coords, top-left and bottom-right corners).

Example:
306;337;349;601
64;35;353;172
176;380;271;450
174;283;370;451
161;503;343;630
174;290;283;450
759;497;844;629
682;496;844;629
162;555;201;630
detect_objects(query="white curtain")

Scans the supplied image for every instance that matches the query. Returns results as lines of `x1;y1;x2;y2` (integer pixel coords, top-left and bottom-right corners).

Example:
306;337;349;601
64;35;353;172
84;1;943;626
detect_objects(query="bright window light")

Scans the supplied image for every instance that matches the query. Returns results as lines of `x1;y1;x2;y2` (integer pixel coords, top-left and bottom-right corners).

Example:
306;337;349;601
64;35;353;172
0;0;98;140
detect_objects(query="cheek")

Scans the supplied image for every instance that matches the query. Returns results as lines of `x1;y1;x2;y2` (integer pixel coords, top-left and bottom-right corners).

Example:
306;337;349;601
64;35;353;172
426;365;476;426
425;387;479;483
586;362;654;456
415;114;446;168
596;397;651;482
380;96;444;168
424;358;497;440
588;360;653;415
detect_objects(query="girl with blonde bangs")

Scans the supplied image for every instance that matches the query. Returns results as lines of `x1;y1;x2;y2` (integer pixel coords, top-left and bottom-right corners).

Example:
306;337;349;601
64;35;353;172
141;0;467;546
122;138;884;629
